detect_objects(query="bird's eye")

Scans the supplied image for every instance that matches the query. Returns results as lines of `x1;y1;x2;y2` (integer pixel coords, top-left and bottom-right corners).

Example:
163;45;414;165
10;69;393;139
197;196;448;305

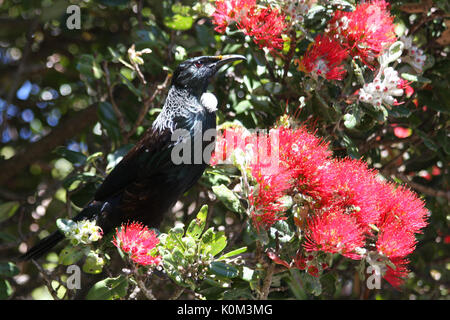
194;61;203;68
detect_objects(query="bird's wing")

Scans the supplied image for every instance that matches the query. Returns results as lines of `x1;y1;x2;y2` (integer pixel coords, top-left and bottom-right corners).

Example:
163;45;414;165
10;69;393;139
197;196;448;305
94;127;174;201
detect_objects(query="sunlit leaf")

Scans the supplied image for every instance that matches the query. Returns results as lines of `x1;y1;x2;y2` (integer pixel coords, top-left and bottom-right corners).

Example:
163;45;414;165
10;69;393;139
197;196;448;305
0;202;19;223
209;262;238;278
164;15;193;31
186;205;208;240
0;262;19;277
86;275;129;300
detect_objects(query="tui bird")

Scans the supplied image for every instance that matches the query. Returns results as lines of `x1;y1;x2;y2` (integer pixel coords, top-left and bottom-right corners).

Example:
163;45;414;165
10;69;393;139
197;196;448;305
20;54;246;261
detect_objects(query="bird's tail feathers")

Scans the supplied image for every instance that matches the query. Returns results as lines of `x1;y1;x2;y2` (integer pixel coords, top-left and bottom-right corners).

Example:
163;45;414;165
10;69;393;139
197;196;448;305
18;231;64;261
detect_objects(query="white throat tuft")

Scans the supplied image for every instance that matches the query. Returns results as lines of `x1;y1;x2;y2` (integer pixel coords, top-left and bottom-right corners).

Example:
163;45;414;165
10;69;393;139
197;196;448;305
200;92;218;112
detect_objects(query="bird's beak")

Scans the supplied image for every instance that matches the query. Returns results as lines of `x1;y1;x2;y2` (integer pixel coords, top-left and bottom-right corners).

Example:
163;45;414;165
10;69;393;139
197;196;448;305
212;54;247;70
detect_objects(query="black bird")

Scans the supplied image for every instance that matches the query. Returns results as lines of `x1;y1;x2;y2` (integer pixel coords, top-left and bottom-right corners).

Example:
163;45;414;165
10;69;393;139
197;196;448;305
20;54;246;261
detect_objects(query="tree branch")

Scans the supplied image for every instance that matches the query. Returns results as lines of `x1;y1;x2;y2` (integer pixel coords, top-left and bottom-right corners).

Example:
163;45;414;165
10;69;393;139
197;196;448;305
126;73;171;139
103;61;129;143
259;261;275;300
393;173;450;201
169;285;185;300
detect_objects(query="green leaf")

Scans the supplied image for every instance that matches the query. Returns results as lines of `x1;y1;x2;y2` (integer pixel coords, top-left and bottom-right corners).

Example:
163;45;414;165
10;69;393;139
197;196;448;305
299;273;322;296
166;225;186;250
120;67;135;81
419;90;450;115
320;273;337;297
172;246;186;267
54;147;87;166
161;251;175;267
209;262;238;278
164;15;194;31
58;245;86;266
240;266;255;282
70;182;98;208
217;247;247;261
97;0;129;6
98;101;121;143
233;100;252;114
0;279;12;299
343;113;357;129
0;262;19;277
282;34;291;55
416;130;439;151
401;73;431;84
212;184;244;214
341;134;360;159
76;54;103;79
106;144;133;172
107;46;121;62
86;275;129;300
437;130;450;155
201;169;231;187
200;227;215;248
0;201;19;223
82;251;105;274
423;138;439;152
223;288;254;299
201;228;228;257
119;73;141;97
63;173;98;191
173;45;187;61
56;219;76;235
76;55;94;78
286;269;308;300
269;220;294;243
209;232;227;257
92;60;103;79
255;227;270;245
31;285;54;300
203;277;230;288
388;105;411;118
0;232;16;243
86;152;103;163
263;82;282;94
186;205;208;240
195;24;216;47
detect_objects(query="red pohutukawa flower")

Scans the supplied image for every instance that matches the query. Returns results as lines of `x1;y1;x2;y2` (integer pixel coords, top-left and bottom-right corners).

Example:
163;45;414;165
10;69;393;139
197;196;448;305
304;207;366;259
112;222;161;266
326;0;397;67
383;257;410;288
248;126;331;229
381;185;429;233
212;0;287;51
319;158;389;228
299;34;349;80
277;126;331;200
210;126;253;166
211;123;428;287
212;0;255;33
376;220;417;258
239;6;287;50
248;171;292;229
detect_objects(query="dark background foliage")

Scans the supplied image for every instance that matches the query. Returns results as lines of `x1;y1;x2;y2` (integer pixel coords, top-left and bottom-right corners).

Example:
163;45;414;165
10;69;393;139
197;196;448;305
0;0;448;299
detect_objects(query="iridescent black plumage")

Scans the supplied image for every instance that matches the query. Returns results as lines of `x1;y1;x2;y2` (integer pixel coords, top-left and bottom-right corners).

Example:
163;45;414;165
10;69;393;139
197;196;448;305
20;55;246;260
